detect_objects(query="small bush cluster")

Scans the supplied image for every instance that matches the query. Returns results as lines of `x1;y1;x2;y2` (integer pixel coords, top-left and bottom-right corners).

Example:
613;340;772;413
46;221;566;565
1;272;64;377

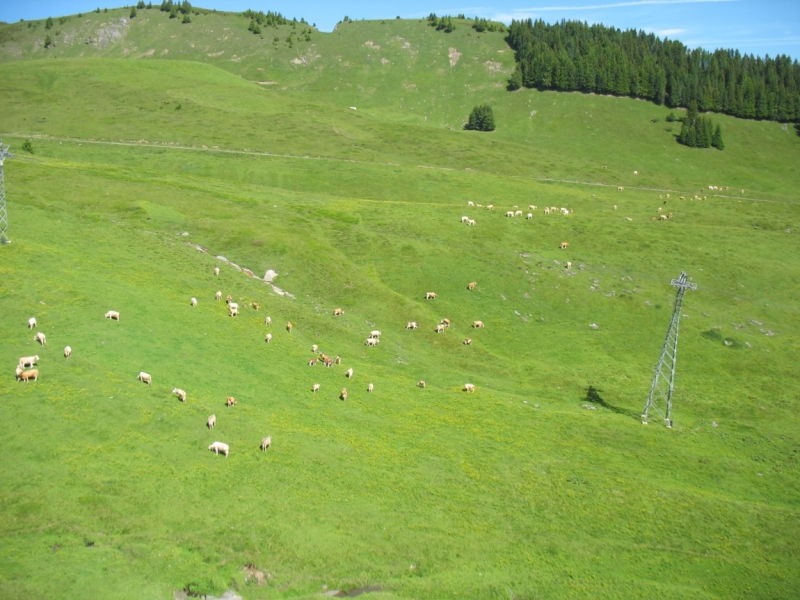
465;104;496;131
427;13;456;33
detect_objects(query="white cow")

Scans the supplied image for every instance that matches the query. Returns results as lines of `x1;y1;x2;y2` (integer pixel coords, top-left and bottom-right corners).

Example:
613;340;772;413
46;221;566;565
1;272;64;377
215;291;222;301
64;346;72;358
464;383;476;392
173;388;187;402
265;316;272;326
191;297;197;306
468;219;476;226
265;333;272;343
370;330;381;338
207;414;216;429
436;324;446;333
28;317;37;329
105;310;120;320
368;383;374;392
208;441;229;457
214;267;220;276
138;372;152;385
366;337;378;346
346;368;354;379
34;332;46;345
406;322;418;329
461;216;470;223
312;384;321;393
19;355;39;368
526;213;532;219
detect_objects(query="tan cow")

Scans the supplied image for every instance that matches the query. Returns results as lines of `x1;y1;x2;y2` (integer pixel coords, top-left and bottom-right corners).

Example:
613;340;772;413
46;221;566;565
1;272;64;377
207;414;216;429
560;242;569;250
464;383;476;392
472;321;485;328
425;292;437;300
464;338;472;345
334;308;344;316
226;396;237;407
308;358;318;366
251;302;259;311
436;324;446;333
417;381;426;388
286;322;293;333
440;319;451;328
340;388;348;401
19;368;39;382
468;281;477;291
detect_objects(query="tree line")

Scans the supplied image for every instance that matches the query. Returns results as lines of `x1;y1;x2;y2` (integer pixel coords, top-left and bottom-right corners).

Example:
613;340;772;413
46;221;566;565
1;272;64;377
506;19;800;123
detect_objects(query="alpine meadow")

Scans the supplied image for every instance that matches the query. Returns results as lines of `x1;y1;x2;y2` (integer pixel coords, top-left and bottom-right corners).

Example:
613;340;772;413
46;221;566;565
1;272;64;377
1;6;799;600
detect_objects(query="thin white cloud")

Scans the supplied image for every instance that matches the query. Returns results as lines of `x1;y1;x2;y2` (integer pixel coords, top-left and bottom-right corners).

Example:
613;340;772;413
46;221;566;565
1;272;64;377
651;28;687;36
495;0;739;20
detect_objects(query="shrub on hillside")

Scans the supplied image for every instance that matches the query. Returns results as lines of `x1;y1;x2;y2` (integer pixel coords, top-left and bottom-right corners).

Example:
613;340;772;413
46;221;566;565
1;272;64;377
45;16;53;30
44;34;54;49
21;140;33;154
130;7;137;18
465;104;496;131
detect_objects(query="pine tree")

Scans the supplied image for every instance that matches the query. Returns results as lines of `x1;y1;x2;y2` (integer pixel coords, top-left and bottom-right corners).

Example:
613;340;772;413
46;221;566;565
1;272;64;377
130;6;137;18
45;16;54;30
711;124;725;150
465;104;496;131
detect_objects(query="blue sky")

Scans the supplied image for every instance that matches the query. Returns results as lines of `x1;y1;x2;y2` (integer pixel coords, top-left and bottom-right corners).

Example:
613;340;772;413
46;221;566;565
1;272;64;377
2;0;798;59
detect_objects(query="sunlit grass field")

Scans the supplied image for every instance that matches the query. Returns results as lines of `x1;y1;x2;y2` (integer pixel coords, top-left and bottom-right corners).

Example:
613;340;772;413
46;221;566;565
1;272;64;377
1;15;800;599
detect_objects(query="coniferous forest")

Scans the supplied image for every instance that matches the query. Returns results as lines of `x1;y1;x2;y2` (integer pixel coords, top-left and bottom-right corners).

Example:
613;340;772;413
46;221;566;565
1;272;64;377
506;19;800;123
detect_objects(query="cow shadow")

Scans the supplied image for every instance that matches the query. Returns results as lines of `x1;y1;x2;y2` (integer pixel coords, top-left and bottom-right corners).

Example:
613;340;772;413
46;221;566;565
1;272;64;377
584;386;639;419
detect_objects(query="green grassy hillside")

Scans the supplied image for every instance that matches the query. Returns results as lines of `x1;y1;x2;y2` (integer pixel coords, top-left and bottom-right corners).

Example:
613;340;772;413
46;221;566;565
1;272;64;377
1;13;800;600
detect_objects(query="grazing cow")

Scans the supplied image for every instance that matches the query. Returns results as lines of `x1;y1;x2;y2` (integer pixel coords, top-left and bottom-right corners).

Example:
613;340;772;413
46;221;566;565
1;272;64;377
464;338;472;345
468;281;477;291
370;330;381;338
308;358;318;366
19;368;39;382
461;216;470;223
634;170;638;175
436;324;446;333
34;332;47;346
335;355;342;365
560;242;569;250
544;208;550;215
64;346;72;359
251;302;259;311
334;308;344;316
312;384;321;393
657;207;662;212
265;333;272;343
226;396;237;407
473;320;485;328
506;211;514;217
406;322;418;329
208;441;229;457
515;210;523;217
440;319;450;328
464;383;476;392
215;291;222;301
366;337;378;346
425;292;437;300
207;414;216;429
19;355;38;368
659;214;668;220
319;353;331;363
286;322;293;333
191;297;197;306
468;219;476;226
261;436;272;451
105;310;120;321
138;372;152;385
173;388;187;403
487;205;494;210
229;306;239;317
312;344;318;353
528;205;536;210
368;383;374;393
617;187;624;191
226;295;233;304
346;368;354;379
613;205;617;210
228;302;239;311
566;261;572;269
214;267;220;276
324;359;334;367
340;388;348;401
28;317;37;329
679;196;685;201
468;201;474;206
417;381;426;388
527;213;532;219
265;316;271;326
668;212;673;218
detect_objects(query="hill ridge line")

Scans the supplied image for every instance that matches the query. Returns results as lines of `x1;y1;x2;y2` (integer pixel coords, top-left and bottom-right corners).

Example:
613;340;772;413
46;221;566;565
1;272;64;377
1;131;783;204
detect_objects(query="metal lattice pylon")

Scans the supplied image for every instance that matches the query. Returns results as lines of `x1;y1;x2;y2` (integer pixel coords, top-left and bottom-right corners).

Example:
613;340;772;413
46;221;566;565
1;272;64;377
642;272;697;427
0;141;12;244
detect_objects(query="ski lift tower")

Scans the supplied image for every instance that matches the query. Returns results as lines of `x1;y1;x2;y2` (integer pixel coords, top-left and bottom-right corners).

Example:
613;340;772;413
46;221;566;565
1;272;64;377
0;141;13;244
642;271;697;428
